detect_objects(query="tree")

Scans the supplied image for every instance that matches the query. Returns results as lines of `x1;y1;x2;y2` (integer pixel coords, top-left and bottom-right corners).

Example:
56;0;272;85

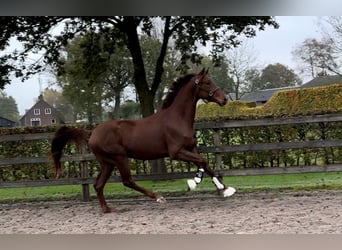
0;90;20;122
102;46;133;119
58;31;178;120
320;16;342;70
186;55;233;94
315;16;342;76
244;67;263;92
137;34;180;111
59;33;106;124
0;16;279;118
119;100;141;119
292;38;339;78
223;41;259;99
60;31;134;120
258;63;302;89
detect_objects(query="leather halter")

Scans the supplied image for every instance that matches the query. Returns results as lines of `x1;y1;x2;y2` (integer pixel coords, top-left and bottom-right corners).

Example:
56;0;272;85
194;78;221;97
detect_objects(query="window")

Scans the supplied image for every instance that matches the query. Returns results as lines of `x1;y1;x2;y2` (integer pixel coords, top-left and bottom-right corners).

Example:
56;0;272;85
34;109;40;115
45;108;52;114
31;118;41;126
51;119;56;124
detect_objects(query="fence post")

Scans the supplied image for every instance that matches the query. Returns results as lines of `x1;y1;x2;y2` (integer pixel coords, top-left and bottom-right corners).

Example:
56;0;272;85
80;144;90;202
213;129;222;170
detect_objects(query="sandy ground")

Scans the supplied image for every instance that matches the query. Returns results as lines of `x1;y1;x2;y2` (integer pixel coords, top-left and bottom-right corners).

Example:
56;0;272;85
0;191;341;234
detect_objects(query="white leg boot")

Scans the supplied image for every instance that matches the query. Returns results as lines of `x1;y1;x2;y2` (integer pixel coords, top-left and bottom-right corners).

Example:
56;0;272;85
187;168;204;190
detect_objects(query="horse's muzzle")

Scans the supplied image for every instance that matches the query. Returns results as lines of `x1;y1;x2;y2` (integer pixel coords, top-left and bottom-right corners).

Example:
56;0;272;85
219;97;228;106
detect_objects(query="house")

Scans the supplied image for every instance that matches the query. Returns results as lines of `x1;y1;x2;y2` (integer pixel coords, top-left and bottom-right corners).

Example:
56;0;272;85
300;75;342;88
0;116;16;127
240;75;342;105
20;94;64;127
240;86;296;106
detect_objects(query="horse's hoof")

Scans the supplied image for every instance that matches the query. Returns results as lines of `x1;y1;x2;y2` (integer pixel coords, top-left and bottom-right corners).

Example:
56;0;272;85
55;170;62;179
187;179;197;190
156;196;167;203
222;187;236;197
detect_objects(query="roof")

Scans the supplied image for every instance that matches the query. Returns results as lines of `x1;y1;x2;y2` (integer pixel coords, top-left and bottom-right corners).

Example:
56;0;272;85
240;75;342;104
301;75;342;88
0;116;16;127
241;86;297;103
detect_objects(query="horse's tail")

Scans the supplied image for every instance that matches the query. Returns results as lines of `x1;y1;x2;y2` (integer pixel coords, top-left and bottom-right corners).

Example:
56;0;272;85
51;126;91;179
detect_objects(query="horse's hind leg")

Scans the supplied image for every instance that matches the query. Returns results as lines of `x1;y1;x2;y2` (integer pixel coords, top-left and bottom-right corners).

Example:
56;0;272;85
115;156;166;203
94;161;115;213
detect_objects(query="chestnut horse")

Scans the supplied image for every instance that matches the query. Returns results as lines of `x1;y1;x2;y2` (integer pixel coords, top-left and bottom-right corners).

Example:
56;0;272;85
51;68;236;213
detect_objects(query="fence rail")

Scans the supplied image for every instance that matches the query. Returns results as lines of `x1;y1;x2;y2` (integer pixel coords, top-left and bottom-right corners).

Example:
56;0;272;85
0;154;95;166
1;113;341;201
198;139;342;154
194;113;342;130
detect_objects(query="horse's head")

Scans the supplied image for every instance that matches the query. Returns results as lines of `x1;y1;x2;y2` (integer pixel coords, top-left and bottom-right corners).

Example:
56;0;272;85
195;68;228;106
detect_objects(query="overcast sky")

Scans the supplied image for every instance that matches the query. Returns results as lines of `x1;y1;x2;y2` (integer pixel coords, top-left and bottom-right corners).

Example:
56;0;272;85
4;16;325;115
250;16;324;72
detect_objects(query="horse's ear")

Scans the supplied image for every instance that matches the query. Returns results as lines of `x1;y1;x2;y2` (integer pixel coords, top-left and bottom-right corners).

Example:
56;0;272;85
199;68;205;75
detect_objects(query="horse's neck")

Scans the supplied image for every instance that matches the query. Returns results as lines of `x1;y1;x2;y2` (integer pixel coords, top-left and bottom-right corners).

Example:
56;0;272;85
167;83;198;125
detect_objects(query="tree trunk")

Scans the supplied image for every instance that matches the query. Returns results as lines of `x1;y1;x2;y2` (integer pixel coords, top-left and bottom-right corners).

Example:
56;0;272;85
122;17;167;173
123;17;155;118
112;93;121;119
137;88;155;117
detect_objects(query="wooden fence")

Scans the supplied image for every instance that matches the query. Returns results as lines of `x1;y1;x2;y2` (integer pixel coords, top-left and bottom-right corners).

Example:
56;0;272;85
195;113;342;171
0;113;341;201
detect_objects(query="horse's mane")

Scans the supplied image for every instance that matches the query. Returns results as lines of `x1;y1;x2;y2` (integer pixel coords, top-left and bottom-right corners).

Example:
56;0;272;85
161;73;195;110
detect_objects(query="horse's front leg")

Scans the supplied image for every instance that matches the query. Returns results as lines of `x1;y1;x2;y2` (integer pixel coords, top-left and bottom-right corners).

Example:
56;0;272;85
172;149;236;197
187;167;205;191
184;147;208;190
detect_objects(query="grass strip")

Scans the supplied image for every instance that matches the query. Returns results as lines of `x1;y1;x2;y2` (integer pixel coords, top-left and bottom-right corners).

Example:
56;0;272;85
0;172;341;203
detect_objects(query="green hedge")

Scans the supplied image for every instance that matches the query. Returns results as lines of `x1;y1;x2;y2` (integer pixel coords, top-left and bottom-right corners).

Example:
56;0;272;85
195;84;342;169
0;124;174;181
196;84;342;120
0;124;97;181
197;122;341;169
